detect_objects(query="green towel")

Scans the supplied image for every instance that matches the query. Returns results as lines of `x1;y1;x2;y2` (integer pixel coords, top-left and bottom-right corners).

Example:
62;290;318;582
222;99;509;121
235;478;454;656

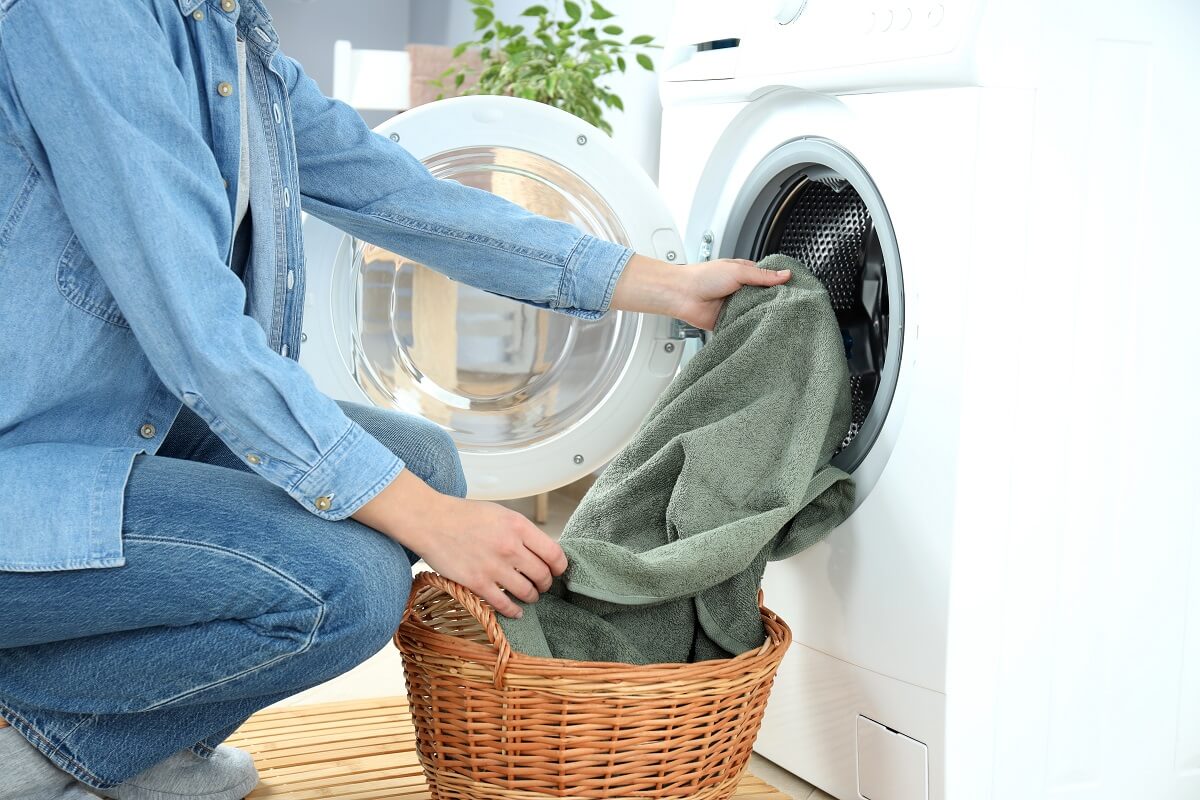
497;255;856;663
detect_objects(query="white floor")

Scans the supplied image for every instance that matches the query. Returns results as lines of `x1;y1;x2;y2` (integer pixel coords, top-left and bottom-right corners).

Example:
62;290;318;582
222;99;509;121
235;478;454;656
274;490;834;800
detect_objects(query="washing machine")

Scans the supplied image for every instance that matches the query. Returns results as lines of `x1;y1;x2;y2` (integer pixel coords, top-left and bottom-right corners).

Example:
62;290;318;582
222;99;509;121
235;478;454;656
300;0;1200;796
654;1;1200;799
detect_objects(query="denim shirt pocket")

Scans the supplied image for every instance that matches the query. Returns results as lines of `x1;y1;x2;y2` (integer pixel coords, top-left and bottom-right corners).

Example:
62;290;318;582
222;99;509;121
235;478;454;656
56;234;130;328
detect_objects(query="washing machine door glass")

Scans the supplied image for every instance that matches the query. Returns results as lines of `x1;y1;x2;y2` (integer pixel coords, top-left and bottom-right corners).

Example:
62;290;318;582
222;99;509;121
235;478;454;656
351;146;634;452
304;96;684;500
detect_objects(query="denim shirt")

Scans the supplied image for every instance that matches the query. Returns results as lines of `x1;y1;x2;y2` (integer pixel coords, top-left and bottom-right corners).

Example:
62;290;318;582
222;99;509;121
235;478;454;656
0;0;633;572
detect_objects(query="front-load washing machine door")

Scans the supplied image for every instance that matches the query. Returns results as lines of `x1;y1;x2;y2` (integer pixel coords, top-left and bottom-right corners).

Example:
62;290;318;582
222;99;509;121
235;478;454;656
301;96;685;500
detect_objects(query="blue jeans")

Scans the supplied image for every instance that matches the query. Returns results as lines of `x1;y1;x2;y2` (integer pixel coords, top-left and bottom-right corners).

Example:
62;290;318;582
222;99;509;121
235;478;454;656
0;401;466;791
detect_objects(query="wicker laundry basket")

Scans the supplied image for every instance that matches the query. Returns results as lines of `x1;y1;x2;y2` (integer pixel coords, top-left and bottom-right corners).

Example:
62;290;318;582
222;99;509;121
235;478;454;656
393;571;792;800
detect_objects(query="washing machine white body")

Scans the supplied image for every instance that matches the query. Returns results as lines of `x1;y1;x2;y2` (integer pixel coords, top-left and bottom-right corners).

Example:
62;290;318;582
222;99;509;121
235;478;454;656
656;1;1200;799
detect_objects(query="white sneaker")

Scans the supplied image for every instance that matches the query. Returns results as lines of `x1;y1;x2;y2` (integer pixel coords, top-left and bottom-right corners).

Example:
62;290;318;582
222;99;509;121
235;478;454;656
0;726;96;800
92;746;257;800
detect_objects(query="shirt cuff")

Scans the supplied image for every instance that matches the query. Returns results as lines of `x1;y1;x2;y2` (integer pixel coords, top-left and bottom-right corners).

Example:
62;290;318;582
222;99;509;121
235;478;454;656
290;421;406;520
556;235;635;319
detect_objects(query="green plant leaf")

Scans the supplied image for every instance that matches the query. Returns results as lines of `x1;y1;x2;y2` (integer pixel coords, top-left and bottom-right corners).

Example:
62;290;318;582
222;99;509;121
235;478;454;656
590;0;614;19
452;42;469;57
459;0;637;138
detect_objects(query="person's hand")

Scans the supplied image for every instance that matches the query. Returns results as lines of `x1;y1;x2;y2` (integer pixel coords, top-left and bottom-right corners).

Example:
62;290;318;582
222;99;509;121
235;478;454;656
352;469;566;618
610;254;791;331
672;258;791;330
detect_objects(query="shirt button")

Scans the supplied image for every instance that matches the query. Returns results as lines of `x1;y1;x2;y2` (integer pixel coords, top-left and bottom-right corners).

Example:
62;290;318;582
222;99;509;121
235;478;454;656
273;103;282;125
139;423;156;439
221;0;236;12
280;343;289;357
223;177;229;188
283;187;291;207
287;269;295;290
315;496;332;511
217;81;233;97
246;453;261;465
192;9;204;20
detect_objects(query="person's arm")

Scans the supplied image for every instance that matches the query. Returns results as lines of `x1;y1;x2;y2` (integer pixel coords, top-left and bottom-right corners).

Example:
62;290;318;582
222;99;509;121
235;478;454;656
278;54;791;333
0;0;402;523
279;54;634;319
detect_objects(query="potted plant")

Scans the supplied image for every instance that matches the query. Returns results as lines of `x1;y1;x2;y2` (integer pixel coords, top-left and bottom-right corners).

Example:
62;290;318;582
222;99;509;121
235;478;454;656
437;0;661;135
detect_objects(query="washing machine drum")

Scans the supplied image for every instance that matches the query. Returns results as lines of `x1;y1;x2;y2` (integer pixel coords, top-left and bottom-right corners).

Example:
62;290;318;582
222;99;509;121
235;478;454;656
299;96;685;500
752;173;890;455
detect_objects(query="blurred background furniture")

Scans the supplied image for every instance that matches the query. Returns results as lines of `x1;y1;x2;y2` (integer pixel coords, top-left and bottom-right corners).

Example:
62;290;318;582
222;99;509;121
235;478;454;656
332;39;412;112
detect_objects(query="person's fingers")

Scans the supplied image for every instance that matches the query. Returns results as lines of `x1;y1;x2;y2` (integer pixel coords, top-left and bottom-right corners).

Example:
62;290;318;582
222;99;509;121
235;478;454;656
514;546;554;592
521;526;569;576
497;568;539;604
480;582;525;618
739;262;791;286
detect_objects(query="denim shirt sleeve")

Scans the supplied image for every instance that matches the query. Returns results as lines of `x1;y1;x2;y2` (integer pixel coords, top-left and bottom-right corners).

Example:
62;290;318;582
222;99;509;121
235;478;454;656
276;55;636;319
0;0;404;521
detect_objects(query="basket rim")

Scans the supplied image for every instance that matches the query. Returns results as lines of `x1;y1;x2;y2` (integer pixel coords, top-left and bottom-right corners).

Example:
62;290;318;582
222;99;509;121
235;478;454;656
395;571;793;678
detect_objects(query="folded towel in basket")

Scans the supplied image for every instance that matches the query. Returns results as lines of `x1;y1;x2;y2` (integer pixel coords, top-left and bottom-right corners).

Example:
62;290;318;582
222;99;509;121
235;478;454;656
497;254;856;663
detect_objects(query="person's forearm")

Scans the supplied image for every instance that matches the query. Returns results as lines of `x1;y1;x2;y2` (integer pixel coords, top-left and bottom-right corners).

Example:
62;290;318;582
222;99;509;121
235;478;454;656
351;467;441;550
350;465;568;619
609;254;686;317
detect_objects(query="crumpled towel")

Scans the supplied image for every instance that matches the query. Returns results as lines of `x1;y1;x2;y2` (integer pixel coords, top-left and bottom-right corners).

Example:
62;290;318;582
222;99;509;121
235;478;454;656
498;254;855;663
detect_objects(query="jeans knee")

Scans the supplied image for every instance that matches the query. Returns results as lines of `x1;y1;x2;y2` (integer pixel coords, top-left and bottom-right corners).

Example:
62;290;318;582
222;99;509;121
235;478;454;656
399;417;467;499
422;425;468;499
337;401;467;499
318;544;414;668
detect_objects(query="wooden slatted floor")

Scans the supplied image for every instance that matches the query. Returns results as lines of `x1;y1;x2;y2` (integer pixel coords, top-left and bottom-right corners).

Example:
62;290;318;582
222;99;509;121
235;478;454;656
227;696;790;799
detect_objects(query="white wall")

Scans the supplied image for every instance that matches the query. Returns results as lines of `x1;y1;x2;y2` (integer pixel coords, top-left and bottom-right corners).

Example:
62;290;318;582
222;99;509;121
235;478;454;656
430;0;676;182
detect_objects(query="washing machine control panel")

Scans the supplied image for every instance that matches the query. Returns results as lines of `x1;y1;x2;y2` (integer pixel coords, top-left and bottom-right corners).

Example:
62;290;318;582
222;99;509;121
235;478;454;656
664;0;985;94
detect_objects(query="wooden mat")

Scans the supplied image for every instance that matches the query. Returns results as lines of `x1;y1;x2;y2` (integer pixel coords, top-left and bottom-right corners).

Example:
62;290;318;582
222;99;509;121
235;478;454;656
227;696;790;799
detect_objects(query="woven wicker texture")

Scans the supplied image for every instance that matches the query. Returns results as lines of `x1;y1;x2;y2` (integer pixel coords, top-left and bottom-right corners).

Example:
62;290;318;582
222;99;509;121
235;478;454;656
394;572;792;799
225;696;790;799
